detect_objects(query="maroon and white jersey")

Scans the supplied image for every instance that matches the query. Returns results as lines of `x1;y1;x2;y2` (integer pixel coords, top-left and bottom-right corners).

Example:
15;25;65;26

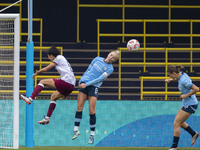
53;55;76;86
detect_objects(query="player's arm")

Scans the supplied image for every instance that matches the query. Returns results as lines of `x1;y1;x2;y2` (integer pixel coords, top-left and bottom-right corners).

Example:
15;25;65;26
165;78;178;83
32;62;56;79
180;84;199;99
80;72;109;88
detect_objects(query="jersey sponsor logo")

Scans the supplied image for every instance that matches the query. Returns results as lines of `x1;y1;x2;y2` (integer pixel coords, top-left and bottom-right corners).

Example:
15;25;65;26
94;63;103;72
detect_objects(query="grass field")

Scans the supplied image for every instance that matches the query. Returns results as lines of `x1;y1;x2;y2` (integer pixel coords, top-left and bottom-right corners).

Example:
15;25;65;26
7;147;200;150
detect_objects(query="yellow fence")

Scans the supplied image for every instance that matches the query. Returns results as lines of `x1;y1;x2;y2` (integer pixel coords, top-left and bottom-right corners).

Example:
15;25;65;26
140;76;200;100
0;46;63;69
77;0;200;43
0;75;80;95
0;2;43;46
97;19;200;57
21;18;43;47
0;2;22;34
20;46;63;70
118;47;200;100
0;46;74;95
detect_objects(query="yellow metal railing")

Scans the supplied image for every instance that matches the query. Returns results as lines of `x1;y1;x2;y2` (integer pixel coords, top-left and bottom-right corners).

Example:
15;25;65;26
77;0;200;43
21;18;43;46
0;45;66;95
0;46;63;69
20;18;43;69
0;3;43;46
97;19;200;57
0;2;22;36
0;75;80;95
118;47;200;100
140;76;200;100
20;46;63;70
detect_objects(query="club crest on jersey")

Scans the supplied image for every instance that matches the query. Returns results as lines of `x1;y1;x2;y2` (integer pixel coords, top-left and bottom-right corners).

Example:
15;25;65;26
104;67;107;70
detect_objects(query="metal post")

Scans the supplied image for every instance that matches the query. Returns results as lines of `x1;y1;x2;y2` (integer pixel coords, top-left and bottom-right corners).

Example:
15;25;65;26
26;0;34;147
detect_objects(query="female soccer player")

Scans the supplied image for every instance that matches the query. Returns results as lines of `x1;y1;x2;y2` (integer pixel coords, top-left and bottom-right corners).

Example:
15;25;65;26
165;65;199;150
71;50;119;144
20;46;76;125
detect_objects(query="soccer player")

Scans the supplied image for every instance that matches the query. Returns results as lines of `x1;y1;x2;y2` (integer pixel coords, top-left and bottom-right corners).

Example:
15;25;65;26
20;46;76;125
165;65;199;150
72;50;119;144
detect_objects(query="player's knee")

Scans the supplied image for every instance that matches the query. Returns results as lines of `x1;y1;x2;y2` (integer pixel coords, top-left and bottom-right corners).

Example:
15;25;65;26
50;95;57;101
50;93;59;101
50;96;57;101
39;79;45;85
173;121;181;128
89;108;95;114
89;110;95;114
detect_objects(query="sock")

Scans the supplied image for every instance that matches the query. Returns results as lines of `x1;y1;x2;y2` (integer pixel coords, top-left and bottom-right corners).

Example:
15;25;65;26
90;113;96;136
184;126;196;137
171;136;179;148
45;116;50;119
30;83;44;99
46;101;56;118
74;111;82;131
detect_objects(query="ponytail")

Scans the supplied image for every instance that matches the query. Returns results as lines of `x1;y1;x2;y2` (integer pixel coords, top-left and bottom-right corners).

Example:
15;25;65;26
175;65;184;73
167;65;184;74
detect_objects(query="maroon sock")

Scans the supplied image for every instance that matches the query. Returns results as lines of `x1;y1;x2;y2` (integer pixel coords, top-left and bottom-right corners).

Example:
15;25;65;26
47;101;56;118
30;84;44;99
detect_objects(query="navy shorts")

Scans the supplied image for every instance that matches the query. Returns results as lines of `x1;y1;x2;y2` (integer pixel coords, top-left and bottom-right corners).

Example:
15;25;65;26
182;104;198;114
79;86;99;98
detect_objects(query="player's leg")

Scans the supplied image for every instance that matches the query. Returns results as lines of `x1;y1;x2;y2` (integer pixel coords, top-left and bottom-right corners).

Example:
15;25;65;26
21;79;56;104
169;108;190;149
72;91;87;140
31;79;56;99
88;95;97;144
181;105;199;145
38;90;63;125
181;122;196;137
181;122;199;145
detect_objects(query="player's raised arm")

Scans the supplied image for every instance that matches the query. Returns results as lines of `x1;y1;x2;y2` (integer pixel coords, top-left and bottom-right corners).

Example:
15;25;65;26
32;62;56;79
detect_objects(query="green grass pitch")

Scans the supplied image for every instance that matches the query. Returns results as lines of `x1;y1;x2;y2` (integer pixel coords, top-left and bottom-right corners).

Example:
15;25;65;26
8;147;200;150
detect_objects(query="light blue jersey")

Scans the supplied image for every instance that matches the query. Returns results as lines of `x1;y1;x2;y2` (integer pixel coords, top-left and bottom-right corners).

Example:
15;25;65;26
79;57;114;88
178;73;198;106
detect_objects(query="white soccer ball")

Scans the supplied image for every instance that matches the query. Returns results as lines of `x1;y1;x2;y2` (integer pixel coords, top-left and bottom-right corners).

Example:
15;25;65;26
127;39;140;51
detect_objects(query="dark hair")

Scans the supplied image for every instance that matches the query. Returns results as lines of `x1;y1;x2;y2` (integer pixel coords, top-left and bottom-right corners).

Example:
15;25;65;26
46;46;60;57
167;65;184;74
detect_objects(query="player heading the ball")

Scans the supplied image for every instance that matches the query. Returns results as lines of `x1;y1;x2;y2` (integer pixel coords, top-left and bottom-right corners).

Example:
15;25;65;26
72;50;119;144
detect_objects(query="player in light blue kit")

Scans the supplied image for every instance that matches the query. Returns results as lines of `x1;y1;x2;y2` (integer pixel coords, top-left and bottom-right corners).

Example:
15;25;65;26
165;65;199;150
72;50;119;144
